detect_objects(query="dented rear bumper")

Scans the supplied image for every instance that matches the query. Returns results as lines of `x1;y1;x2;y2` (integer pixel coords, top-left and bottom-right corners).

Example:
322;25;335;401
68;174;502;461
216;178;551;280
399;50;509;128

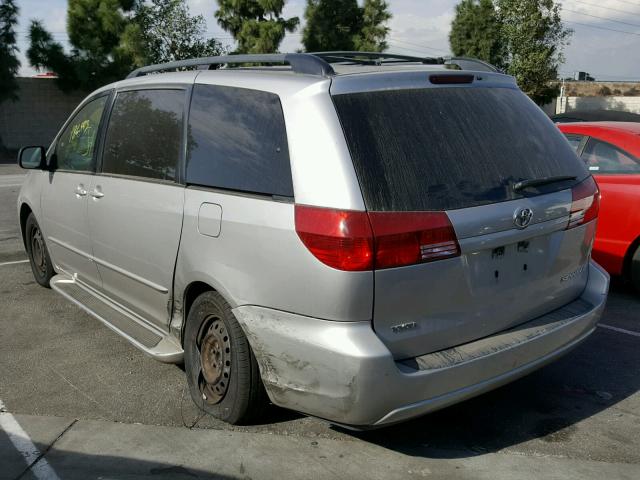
233;260;609;427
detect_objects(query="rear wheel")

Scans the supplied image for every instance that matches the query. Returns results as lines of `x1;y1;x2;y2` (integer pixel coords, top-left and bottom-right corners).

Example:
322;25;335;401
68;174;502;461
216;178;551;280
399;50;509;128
25;213;54;288
630;246;640;293
184;291;267;424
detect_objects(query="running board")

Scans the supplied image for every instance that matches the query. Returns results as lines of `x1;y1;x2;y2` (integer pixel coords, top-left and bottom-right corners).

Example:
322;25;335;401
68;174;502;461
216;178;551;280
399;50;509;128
50;274;183;363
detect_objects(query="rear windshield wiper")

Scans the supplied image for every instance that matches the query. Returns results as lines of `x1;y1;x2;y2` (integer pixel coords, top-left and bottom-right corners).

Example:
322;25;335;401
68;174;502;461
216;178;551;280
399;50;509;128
513;175;577;192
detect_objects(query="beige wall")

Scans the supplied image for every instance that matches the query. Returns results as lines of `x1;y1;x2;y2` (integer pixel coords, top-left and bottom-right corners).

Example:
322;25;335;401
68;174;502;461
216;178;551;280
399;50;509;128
0;78;87;151
556;96;640;115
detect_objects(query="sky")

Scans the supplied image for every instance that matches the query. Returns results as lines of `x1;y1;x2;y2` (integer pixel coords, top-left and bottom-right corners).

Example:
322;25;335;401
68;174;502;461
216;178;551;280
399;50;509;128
13;0;640;81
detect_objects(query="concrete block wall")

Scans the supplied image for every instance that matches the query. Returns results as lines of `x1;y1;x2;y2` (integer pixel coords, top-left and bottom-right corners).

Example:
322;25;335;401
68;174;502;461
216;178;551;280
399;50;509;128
556;96;640;115
0;78;87;151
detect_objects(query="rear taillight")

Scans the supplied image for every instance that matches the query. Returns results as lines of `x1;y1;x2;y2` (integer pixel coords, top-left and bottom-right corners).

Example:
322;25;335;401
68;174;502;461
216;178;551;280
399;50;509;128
567;177;600;230
295;205;460;271
294;206;374;271
368;212;460;269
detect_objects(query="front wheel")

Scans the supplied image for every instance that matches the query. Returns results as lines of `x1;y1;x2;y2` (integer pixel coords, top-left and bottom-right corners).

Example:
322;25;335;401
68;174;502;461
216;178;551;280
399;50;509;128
25;213;54;288
184;291;267;424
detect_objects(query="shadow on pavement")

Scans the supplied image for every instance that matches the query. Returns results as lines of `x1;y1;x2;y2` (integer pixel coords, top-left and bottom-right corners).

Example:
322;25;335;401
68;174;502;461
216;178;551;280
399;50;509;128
340;281;640;458
7;450;241;480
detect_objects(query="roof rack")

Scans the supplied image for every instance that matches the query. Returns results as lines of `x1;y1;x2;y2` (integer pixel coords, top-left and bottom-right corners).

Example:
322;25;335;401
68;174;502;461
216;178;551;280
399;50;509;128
311;52;499;73
443;57;499;73
125;52;499;79
126;53;336;79
311;51;442;66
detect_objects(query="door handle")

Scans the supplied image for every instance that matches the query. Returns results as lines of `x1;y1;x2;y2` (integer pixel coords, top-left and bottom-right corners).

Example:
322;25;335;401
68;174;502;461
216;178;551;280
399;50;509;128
90;188;104;199
75;185;87;197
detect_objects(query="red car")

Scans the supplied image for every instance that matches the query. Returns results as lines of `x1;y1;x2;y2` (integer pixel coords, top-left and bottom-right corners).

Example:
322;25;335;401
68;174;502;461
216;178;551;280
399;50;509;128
558;122;640;291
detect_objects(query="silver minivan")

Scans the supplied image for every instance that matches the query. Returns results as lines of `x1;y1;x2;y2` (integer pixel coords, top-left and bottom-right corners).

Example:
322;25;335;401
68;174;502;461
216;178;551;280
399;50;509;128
17;53;609;427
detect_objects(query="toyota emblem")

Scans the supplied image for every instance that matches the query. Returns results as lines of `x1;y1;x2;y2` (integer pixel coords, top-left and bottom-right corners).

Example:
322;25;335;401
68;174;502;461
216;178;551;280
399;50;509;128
514;207;534;229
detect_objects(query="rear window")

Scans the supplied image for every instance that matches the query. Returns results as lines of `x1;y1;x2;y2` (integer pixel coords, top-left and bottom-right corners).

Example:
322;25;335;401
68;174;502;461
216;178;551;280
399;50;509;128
333;87;588;211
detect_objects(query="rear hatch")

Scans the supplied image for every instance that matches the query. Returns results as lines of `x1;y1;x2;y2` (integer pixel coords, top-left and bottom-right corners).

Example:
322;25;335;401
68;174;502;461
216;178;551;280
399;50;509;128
331;72;597;359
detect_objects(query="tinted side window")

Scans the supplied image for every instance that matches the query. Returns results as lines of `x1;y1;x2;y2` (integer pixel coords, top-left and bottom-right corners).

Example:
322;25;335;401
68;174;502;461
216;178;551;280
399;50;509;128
56;96;107;172
102;89;185;181
581;139;640;174
186;84;293;197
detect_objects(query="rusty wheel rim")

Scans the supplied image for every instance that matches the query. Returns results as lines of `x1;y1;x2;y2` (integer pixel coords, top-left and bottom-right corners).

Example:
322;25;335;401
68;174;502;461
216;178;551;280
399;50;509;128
196;316;231;405
30;226;46;275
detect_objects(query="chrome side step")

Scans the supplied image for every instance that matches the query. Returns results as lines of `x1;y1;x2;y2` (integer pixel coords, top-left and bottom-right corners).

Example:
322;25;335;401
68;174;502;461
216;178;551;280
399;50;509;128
51;274;183;363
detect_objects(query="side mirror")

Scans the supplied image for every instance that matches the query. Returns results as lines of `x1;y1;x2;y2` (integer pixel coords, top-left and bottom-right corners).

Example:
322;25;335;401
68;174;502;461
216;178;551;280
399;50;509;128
18;146;46;169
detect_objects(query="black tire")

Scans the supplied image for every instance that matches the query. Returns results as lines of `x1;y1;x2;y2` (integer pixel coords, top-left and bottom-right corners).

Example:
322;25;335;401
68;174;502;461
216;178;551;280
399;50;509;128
25;213;54;288
631;246;640;294
184;291;267;424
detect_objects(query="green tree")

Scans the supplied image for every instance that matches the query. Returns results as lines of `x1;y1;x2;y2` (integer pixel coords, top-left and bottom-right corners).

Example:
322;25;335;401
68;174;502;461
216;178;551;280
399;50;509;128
128;0;226;65
0;0;20;103
302;0;363;52
27;0;139;91
215;0;299;54
449;0;506;69
449;0;570;105
354;0;391;52
496;0;571;105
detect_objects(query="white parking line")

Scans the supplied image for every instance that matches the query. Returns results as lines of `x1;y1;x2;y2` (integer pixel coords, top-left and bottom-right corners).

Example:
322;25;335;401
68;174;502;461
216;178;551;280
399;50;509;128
0;399;61;480
599;324;640;338
0;259;29;266
0;174;26;179
0;174;26;187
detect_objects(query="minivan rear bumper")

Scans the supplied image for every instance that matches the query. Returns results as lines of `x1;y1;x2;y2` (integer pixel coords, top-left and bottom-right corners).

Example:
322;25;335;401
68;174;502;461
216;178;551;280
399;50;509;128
233;260;609;427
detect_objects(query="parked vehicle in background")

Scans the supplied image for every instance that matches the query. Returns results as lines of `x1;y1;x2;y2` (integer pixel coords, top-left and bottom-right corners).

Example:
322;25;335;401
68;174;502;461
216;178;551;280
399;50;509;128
559;122;640;292
17;52;608;428
552;110;640;124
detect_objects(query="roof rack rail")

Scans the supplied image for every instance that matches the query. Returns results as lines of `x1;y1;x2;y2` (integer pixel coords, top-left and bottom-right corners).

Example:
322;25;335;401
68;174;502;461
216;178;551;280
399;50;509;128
125;53;336;79
125;52;499;79
310;51;442;65
311;52;499;73
444;56;500;73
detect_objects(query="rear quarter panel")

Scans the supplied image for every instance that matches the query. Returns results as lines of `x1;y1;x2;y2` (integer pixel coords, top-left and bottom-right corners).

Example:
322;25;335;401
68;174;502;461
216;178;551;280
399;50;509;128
171;72;375;337
173;188;374;331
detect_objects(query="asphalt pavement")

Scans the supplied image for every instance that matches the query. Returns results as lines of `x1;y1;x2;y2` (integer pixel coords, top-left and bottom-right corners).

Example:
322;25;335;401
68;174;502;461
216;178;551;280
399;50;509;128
1;162;639;479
